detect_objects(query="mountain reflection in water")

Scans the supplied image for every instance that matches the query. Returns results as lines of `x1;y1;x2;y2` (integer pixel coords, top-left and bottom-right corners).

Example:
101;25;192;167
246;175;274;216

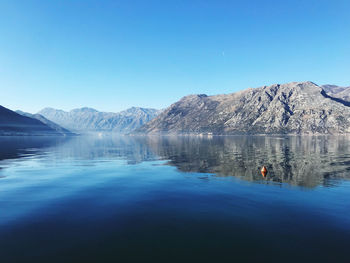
140;135;350;188
1;135;350;263
1;135;350;188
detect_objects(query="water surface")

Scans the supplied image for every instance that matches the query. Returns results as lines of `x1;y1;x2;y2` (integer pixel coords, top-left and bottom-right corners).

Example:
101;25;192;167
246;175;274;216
0;135;349;262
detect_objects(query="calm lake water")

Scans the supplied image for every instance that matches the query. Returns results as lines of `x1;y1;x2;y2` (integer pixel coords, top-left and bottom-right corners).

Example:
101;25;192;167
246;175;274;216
0;135;349;262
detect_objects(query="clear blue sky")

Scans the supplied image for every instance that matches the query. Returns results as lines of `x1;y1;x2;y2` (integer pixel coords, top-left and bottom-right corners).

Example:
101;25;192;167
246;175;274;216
1;0;349;113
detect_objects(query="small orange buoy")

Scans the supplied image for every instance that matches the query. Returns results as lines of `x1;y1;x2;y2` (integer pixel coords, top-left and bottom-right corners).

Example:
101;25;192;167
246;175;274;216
261;166;267;177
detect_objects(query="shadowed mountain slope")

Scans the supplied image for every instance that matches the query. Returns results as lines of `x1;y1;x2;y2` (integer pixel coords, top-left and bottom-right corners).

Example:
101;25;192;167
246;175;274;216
0;105;67;135
15;110;74;135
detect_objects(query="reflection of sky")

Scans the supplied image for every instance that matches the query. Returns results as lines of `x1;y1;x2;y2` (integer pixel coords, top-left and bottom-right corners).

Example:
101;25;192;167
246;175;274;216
1;136;350;262
0;136;350;227
1;152;350;229
0;154;169;226
2;135;350;188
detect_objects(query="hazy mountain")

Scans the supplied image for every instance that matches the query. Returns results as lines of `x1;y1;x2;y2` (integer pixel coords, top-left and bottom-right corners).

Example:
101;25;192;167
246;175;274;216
38;107;160;133
322;84;350;102
0;105;68;136
15;110;74;135
137;81;350;135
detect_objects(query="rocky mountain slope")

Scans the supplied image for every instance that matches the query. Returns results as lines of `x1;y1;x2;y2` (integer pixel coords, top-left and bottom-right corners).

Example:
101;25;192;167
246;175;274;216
15;110;74;135
137;81;350;135
38;107;160;133
322;84;350;101
0;105;69;135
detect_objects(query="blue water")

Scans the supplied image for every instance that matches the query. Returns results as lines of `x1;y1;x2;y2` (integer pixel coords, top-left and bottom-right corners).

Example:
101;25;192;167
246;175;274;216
0;135;349;262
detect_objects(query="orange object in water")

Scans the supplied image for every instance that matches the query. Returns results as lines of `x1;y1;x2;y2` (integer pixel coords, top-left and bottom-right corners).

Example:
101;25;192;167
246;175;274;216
261;166;267;177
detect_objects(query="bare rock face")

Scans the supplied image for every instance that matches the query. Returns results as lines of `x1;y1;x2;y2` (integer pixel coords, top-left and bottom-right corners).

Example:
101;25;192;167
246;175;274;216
138;82;350;135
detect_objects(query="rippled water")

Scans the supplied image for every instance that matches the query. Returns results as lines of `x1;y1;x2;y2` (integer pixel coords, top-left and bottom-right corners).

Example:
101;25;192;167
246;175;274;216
0;135;350;262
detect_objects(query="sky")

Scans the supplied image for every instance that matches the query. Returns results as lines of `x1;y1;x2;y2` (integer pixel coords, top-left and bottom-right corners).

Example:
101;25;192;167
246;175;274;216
0;0;349;113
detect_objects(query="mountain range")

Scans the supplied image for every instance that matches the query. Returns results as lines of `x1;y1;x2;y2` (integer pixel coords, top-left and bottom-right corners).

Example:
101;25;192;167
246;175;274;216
322;84;350;102
15;110;73;135
38;107;161;133
2;82;350;136
138;81;350;135
0;106;71;136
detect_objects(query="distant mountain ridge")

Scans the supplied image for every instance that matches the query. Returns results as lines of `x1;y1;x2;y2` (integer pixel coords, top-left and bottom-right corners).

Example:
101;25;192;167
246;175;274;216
322;84;350;102
0;105;70;136
15;110;74;135
38;107;161;133
137;81;350;135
